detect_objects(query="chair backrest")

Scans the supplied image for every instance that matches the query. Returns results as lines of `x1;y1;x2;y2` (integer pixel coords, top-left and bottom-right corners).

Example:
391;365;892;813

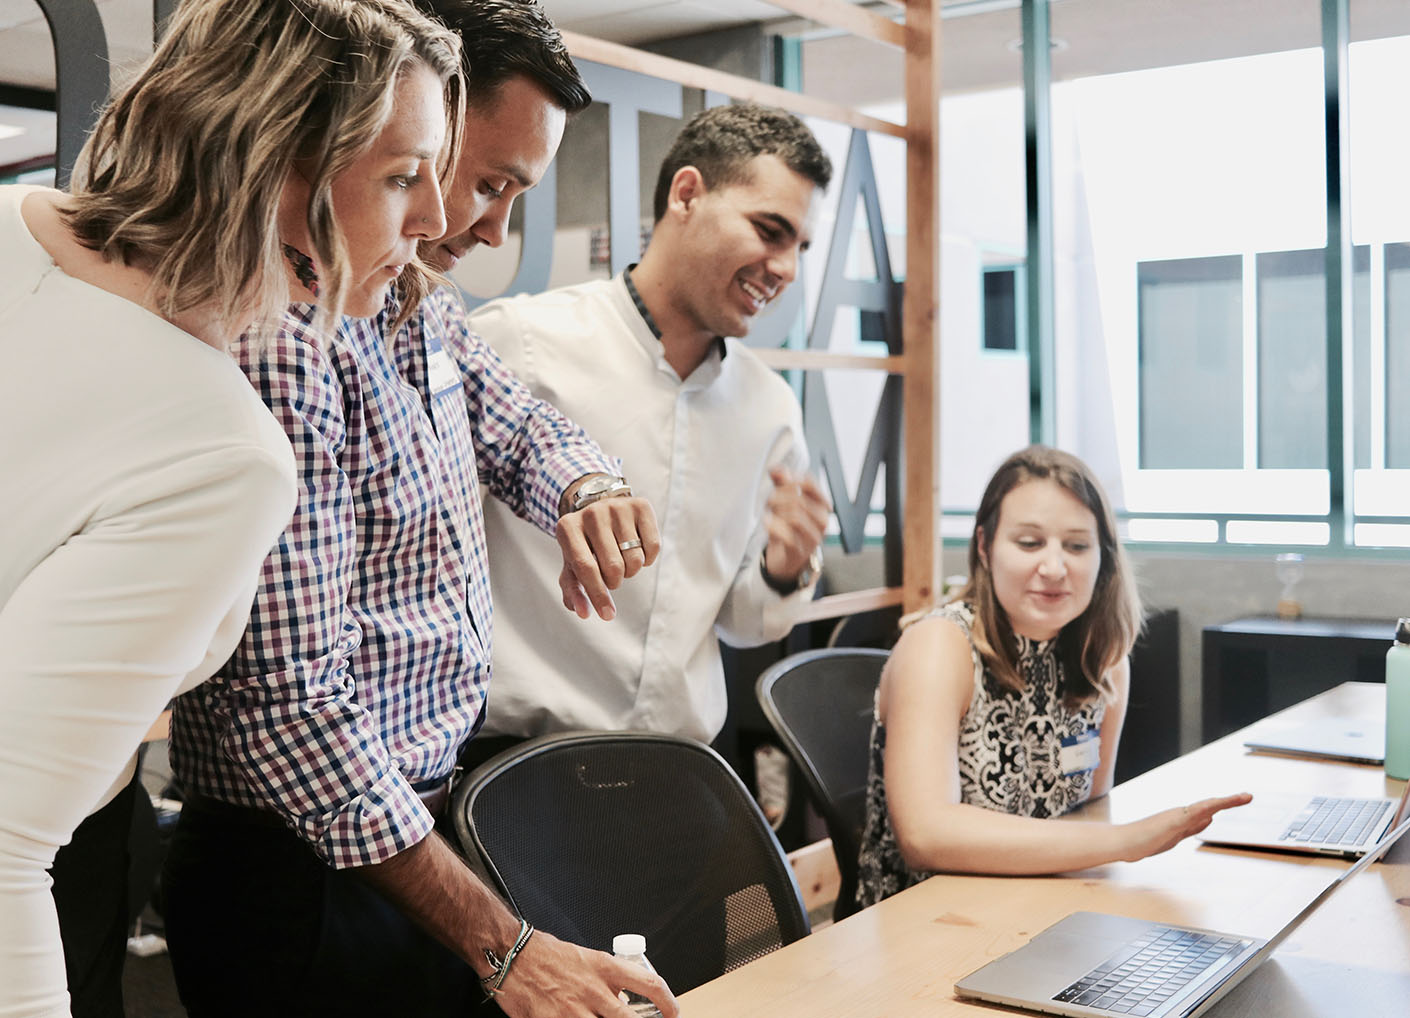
756;647;889;921
451;731;809;995
826;604;903;650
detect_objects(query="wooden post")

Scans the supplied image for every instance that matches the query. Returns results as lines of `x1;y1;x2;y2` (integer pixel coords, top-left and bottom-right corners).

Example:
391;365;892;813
903;0;942;615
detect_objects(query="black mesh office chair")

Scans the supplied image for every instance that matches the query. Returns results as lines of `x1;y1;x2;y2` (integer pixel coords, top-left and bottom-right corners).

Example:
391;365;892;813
756;648;889;921
450;731;809;995
825;604;903;651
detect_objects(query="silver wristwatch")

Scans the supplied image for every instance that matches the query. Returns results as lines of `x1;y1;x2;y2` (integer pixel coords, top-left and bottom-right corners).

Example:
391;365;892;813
568;474;633;513
760;546;823;596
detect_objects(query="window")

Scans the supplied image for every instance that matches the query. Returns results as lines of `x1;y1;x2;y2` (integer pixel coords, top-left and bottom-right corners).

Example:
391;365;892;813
1049;4;1332;542
1137;256;1243;470
982;265;1025;353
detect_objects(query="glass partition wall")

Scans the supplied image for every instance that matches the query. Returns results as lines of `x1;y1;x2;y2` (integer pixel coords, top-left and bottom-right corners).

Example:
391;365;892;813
804;0;1410;554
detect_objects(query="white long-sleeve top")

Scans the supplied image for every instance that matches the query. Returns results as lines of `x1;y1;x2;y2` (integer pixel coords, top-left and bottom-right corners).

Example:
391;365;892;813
470;274;816;744
0;186;296;1018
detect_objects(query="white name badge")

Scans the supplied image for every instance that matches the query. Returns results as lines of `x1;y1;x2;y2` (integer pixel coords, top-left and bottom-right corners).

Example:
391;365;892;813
427;346;462;397
1059;730;1102;776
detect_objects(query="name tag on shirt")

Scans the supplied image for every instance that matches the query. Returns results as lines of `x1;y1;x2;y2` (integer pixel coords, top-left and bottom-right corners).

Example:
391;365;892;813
426;342;463;398
1059;730;1102;776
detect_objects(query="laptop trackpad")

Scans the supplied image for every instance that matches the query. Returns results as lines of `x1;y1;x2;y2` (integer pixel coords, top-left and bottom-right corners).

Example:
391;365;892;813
1199;795;1305;844
956;912;1161;999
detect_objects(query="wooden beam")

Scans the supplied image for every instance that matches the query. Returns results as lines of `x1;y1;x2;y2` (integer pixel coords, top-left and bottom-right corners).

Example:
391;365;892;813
561;31;906;139
764;0;906;49
750;348;904;373
793;586;904;624
902;0;942;616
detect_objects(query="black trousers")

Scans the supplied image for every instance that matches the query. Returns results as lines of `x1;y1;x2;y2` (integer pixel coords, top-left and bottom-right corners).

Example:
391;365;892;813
162;799;506;1018
49;777;138;1018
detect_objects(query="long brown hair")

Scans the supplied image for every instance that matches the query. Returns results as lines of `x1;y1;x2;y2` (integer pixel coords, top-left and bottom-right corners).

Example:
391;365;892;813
958;445;1143;704
63;0;464;343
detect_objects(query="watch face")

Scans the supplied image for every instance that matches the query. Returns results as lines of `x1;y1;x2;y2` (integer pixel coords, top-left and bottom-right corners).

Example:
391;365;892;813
571;475;630;512
579;476;618;498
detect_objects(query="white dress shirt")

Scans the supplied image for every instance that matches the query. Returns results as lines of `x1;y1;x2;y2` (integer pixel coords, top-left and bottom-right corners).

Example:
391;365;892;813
470;273;816;744
0;185;296;1018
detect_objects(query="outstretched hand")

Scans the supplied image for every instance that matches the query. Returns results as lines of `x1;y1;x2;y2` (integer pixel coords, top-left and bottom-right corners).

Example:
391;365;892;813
555;494;661;621
492;929;680;1018
1122;793;1253;862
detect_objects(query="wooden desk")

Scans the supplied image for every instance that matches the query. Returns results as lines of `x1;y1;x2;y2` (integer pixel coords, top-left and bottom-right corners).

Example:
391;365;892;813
679;682;1410;1016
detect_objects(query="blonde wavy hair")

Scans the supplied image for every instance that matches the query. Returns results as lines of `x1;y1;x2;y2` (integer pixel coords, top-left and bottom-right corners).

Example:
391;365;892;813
957;445;1143;706
63;0;464;343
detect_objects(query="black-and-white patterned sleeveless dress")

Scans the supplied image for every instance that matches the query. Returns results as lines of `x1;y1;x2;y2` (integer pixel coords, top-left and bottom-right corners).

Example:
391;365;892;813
855;601;1106;908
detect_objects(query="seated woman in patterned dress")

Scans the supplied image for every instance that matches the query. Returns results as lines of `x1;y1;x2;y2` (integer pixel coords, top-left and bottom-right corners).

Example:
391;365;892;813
855;445;1250;908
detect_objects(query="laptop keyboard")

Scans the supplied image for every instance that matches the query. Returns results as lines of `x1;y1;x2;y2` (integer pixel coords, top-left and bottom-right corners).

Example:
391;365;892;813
1279;796;1387;847
1051;927;1247;1016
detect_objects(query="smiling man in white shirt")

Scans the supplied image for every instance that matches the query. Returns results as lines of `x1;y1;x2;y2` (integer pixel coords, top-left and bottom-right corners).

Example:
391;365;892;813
465;103;833;755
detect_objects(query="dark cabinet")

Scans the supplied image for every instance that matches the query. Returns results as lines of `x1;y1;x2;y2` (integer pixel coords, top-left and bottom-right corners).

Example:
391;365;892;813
1200;615;1392;744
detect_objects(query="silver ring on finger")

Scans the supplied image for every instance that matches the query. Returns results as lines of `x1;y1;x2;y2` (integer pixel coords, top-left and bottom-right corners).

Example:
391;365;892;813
618;538;643;552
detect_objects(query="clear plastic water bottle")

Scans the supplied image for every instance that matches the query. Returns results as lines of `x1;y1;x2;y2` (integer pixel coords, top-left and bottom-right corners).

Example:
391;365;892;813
1386;619;1410;781
612;933;663;1017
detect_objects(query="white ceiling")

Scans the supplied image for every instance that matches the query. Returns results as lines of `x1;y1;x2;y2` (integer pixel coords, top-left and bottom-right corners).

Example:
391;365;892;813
6;0;1410;94
0;0;879;90
4;0;1410;166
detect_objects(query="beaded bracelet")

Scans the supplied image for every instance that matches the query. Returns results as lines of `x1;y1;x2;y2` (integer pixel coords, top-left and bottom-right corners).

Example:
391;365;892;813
481;918;535;999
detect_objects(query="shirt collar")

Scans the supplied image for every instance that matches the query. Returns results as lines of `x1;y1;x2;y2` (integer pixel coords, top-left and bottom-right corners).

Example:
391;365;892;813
622;264;728;364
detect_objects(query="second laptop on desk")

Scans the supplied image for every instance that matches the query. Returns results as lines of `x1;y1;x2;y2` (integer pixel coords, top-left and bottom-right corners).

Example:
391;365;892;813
1195;781;1407;858
954;809;1410;1018
1242;718;1385;765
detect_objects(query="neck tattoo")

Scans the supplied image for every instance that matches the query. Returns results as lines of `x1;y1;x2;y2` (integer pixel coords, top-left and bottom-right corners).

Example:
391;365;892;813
282;243;321;299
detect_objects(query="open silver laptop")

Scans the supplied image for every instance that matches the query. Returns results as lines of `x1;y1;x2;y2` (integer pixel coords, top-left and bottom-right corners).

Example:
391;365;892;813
1196;782;1408;858
954;810;1410;1018
1243;720;1385;765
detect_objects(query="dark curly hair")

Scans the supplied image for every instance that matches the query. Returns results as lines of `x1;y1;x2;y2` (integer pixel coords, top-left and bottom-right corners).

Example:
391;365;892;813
650;103;832;222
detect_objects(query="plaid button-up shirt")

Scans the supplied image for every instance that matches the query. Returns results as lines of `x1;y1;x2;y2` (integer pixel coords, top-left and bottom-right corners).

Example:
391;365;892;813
170;288;616;868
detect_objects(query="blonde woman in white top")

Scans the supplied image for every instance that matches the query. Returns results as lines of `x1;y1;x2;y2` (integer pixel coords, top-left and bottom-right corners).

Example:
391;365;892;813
0;2;464;1016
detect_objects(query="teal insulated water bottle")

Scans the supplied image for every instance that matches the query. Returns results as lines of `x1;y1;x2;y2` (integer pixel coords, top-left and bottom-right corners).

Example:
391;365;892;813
1386;618;1410;781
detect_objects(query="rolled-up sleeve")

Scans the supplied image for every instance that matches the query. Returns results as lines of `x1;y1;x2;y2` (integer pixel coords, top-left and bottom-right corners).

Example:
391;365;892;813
435;290;618;533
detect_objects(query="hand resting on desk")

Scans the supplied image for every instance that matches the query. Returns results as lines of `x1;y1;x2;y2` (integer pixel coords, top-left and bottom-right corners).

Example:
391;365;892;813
1114;793;1253;863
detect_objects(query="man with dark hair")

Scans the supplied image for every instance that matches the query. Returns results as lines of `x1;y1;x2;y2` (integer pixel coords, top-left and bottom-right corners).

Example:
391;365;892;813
468;103;834;756
420;0;591;270
163;3;677;1017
